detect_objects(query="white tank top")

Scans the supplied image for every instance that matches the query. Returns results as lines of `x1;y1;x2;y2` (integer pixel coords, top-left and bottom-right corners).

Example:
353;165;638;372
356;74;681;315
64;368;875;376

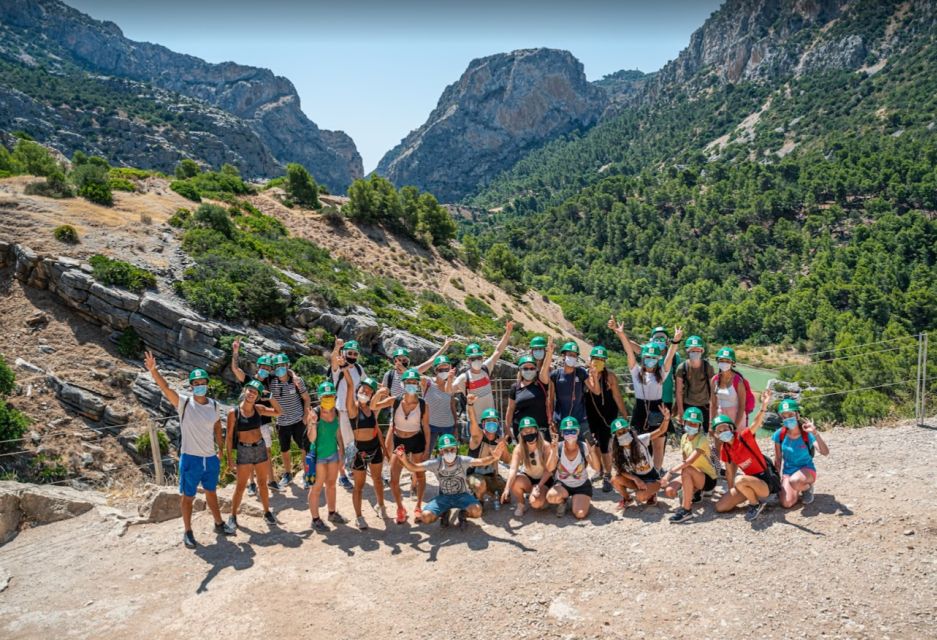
716;379;738;412
555;443;587;488
520;443;547;479
393;398;422;435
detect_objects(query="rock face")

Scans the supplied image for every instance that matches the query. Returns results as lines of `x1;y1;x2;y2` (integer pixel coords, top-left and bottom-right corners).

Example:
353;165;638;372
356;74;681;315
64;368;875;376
0;0;363;192
376;48;608;202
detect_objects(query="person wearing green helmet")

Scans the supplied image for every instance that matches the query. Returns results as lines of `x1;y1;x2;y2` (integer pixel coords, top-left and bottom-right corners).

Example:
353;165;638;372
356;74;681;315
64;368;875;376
501;416;555;517
453;321;515;435
771;397;829;509
661;406;718;523
342;369;390;528
584;343;628;493
422;354;458;455
609;317;682;474
381;339;453;397
544;416;602;519
505;338;554;442
307;380;348;532
466;396;512;510
267;352;313;490
649;326;683;426
230;339;279;496
548;339;600;446
225;380;282;531
609;408;671;510
529;335;548;368
674;335;715;435
330;338;369;491
143;351;234;548
714;389;779;521
394;433;507;528
371;368;431;524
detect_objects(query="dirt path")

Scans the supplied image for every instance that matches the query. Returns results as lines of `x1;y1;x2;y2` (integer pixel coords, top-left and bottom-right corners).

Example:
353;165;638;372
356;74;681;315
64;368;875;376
1;424;935;639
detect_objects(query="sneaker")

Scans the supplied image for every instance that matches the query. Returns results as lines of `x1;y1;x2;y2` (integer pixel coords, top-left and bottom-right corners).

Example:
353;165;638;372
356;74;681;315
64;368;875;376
718;467;726;478
601;476;613;493
311;517;328;532
302;477;310;490
395;506;407;524
277;472;292;490
745;501;767;521
183;530;197;549
701;489;714;498
356;516;368;530
327;511;347;524
453;509;466;529
802;485;815;505
216;519;236;536
691;491;702;504
555;500;567;518
440;510;451;528
377;505;389;519
267;480;279;493
263;511;277;526
247;482;258;497
339;476;353;490
669;507;694;523
616;495;633;511
513;504;526;518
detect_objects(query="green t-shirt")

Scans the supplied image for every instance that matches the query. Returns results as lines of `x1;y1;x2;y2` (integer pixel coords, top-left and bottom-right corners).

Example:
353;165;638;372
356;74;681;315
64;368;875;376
662;351;682;403
314;412;340;459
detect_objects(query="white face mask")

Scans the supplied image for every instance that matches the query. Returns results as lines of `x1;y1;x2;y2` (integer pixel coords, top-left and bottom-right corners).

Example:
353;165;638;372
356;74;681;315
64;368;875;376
437;371;449;382
357;392;370;405
470;360;483;372
442;451;457;464
520;369;537;381
718;361;732;372
564;355;578;367
688;351;702;361
617;433;633;446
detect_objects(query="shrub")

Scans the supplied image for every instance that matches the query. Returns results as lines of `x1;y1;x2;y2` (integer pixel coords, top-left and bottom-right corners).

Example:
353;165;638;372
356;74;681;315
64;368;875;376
462;236;482;269
0;354;14;396
176;254;288;322
108;177;135;192
53;224;79;244
89;255;156;292
264;176;287;190
285;163;320;208
135;430;169;456
321;206;344;226
25;171;74;198
0;401;28;453
450;276;465;290
110;167;155;180
167;208;190;228
465;295;495;317
116;327;144;358
293;355;327;381
72;162;113;205
12;140;58;176
193;204;235;239
206;377;229;401
305;326;334;346
78;181;113;206
170;179;201;202
174;159;201;179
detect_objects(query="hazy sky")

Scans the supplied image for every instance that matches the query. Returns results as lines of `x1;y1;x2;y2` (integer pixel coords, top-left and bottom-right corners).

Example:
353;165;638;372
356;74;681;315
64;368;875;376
66;0;723;172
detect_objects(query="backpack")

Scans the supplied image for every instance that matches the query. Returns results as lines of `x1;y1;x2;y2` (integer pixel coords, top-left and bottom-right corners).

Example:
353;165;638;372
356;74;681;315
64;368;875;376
712;370;755;413
332;362;363;391
391;395;426;433
678;360;714;398
779;425;815;458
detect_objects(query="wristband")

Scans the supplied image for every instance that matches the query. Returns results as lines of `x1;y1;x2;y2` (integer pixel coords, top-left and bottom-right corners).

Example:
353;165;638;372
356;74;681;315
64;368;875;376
671;339;679;344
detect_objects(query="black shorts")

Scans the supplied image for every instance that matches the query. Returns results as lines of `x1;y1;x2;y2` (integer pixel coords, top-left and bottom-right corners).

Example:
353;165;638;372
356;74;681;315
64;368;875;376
277;420;308;453
702;474;717;492
393;430;426;455
236;440;268;465
519;472;554;489
558;481;593;498
590;420;612;454
631;399;664;435
635;469;661;483
351;438;384;470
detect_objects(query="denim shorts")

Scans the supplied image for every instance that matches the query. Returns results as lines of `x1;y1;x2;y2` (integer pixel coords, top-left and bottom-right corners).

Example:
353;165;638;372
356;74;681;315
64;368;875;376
423;491;480;516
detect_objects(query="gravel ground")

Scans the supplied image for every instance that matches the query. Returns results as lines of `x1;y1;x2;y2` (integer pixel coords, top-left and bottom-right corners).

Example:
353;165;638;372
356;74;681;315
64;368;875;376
1;423;935;639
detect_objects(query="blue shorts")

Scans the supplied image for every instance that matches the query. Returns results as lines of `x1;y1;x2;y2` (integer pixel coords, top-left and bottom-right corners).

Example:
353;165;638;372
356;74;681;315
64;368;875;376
423;492;479;516
318;452;341;464
179;453;220;497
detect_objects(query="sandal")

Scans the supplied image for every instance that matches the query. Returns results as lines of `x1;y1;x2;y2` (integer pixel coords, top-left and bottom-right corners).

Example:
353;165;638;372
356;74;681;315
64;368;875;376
395;506;407;524
413;507;423;521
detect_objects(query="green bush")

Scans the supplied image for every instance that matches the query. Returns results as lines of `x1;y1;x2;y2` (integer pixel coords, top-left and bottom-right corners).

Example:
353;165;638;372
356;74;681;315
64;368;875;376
72;162;113;205
321;206;344;226
207;377;229;401
53;224;79;244
78;181;113;206
108;177;135;192
0;355;28;452
176;253;287;322
170;180;201;202
110;167;156;180
174;159;201;179
89;255;156;292
0;354;15;396
192;204;235;238
293;355;327;381
465;295;495;317
167;208;190;228
25;171;74;198
116;327;144;358
12;139;58;176
285;163;320;208
135;430;169;456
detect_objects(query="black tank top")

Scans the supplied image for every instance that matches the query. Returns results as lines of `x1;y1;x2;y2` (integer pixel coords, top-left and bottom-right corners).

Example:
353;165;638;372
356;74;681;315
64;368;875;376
352;408;377;432
586;371;619;426
235;406;263;435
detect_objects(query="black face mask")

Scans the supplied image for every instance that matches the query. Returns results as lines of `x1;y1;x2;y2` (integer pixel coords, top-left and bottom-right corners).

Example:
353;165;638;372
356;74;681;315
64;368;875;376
345;356;358;365
522;432;538;444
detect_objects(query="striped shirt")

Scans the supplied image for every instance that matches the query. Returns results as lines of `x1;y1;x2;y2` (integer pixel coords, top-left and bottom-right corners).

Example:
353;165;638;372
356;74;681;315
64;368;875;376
382;368;405;397
268;374;308;425
424;378;455;428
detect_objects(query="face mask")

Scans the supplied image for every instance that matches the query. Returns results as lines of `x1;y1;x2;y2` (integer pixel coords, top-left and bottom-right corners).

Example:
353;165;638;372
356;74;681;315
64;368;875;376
718;362;732;372
522;432;538;444
470;360;483;372
357;392;370;405
532;349;545;360
397;359;410;368
617;433;632;446
483;421;499;434
404;383;420;396
345;356;358;365
652;339;667;348
643;358;658;369
782;417;798;429
192;385;208;397
593;360;605;371
684;424;700;436
521;369;537;381
275;367;288;378
688;352;702;362
256;368;269;380
436;371;449;381
564;356;578;367
442;451;457;464
563;432;578;442
320;397;336;410
717;430;734;443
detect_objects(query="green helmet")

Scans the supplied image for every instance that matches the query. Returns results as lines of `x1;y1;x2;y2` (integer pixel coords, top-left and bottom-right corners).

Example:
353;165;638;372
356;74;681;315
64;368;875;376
711;414;735;429
683;407;703;424
560;341;579;355
650;326;668;339
317;381;337;397
465;343;484;358
640;343;663;359
559;416;580;432
778;398;799;414
256;354;272;367
437;433;458;450
518;416;539;431
359;376;378;391
272;353;290;366
401;368;421;382
480;407;499;422
590;345;608;359
245;379;265;395
610;417;629;434
342;340;360;353
684;335;705;350
529;336;547;349
517;355;536;367
433;355;451;368
715;347;736;362
391;347;410;359
188;368;209;383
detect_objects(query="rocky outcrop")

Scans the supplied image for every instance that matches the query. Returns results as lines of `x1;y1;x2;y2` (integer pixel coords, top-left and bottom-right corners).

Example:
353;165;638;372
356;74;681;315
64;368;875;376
0;0;363;191
376;48;608;202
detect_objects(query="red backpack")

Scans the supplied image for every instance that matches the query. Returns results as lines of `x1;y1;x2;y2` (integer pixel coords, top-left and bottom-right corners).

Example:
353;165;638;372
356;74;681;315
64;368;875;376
712;371;755;413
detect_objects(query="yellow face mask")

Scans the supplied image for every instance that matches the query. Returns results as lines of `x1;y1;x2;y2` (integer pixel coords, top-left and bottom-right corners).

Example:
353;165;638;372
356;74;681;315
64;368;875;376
320;397;336;410
593;360;606;371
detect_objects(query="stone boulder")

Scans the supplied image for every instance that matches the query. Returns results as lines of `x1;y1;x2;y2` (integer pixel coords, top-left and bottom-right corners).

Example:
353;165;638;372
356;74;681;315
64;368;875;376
293;298;325;328
17;483;106;524
47;375;106;421
376;328;441;363
337;314;381;346
0;484;21;543
138;292;199;328
138;486;205;523
314;312;346;336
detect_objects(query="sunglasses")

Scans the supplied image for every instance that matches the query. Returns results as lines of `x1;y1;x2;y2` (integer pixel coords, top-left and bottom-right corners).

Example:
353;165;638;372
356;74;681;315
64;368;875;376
520;367;537;372
561;431;578;438
436;367;451;373
396;358;410;366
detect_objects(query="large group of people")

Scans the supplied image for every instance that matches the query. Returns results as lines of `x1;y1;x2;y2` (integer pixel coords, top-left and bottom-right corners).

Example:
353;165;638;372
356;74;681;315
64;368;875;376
143;317;830;549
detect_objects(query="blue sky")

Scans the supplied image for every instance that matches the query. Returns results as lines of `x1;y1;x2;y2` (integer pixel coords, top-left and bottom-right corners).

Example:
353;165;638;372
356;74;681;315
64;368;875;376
67;1;723;172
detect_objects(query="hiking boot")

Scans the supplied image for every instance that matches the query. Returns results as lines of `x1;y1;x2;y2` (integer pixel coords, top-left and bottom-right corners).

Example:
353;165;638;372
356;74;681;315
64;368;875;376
277;472;292;490
339;476;353;490
601;476;613;493
247;482;257;497
327;511;347;524
356;516;368;530
669;507;694;524
802;485;815;505
555;499;567;518
311;517;328;532
183;530;197;549
745;501;767;521
263;511;277;526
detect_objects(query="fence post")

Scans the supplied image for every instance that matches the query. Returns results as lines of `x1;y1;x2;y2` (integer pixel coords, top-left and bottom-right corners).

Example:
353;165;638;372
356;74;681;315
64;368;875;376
148;420;165;485
921;332;929;426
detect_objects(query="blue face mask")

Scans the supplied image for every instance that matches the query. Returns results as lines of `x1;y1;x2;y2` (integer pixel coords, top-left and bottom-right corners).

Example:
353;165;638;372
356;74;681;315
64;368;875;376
643;358;659;369
717;430;734;443
256;369;269;380
532;349;545;360
782;417;798;429
684;424;700;436
275;367;288;378
404;383;420;395
652;338;667;347
483;421;499;434
192;385;208;397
